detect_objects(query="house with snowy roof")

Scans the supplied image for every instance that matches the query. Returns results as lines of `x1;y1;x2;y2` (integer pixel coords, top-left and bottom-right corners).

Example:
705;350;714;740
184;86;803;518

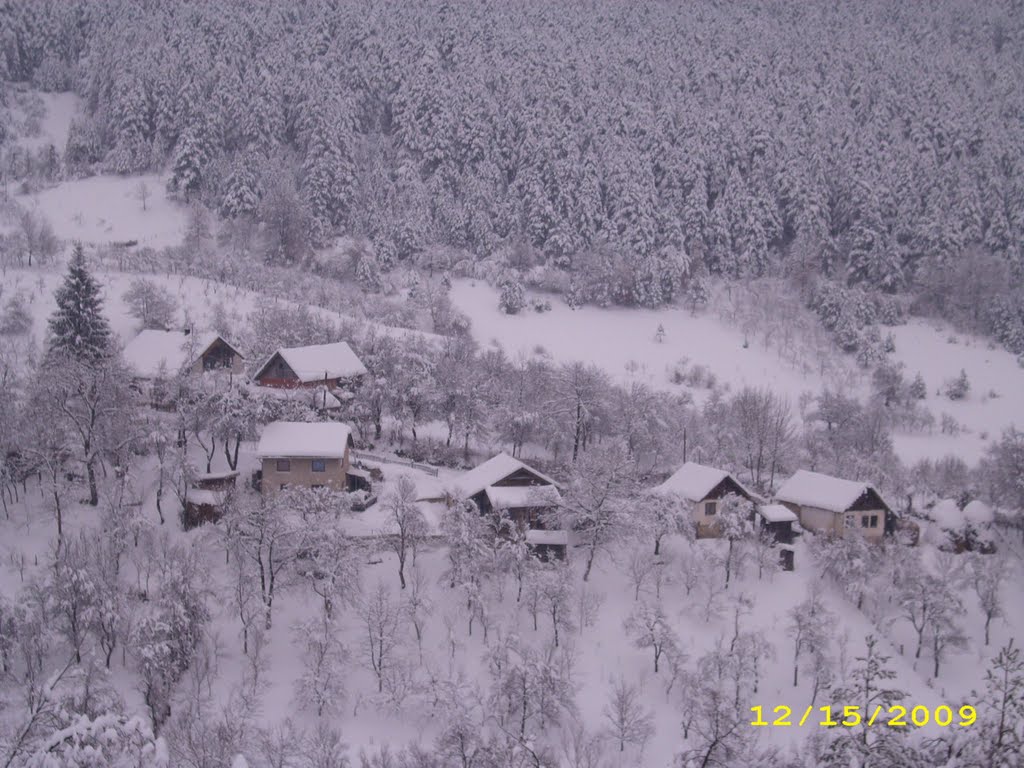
650;461;756;538
774;469;891;540
253;341;367;391
123;329;244;380
430;452;567;559
255;421;356;496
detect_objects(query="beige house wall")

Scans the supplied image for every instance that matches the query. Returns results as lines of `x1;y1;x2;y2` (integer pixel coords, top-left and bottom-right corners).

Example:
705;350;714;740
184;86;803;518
692;498;722;538
795;503;885;540
261;451;350;496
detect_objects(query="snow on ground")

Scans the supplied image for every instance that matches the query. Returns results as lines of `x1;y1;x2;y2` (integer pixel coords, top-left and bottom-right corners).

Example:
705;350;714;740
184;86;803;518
451;279;1023;467
887;319;1024;464
449;279;832;402
7;89;81;152
1;265;442;367
20;173;188;249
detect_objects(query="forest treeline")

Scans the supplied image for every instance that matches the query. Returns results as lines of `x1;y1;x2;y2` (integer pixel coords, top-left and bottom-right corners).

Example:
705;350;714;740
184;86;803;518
1;0;1024;350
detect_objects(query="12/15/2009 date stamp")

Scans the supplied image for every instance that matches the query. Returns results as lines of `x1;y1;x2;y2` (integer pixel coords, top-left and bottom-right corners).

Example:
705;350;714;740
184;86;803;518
750;704;976;728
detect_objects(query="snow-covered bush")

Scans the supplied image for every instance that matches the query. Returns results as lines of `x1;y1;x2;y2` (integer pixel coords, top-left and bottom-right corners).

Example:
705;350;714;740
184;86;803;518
0;293;32;335
123;279;178;331
944;368;970;400
498;277;526;314
909;372;927;399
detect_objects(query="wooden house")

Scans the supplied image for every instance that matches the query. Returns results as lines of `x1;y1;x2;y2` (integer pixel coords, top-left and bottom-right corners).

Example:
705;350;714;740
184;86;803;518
439;452;567;559
774;470;891;541
255;421;357;496
253;342;367;390
650;462;756;538
123;330;244;383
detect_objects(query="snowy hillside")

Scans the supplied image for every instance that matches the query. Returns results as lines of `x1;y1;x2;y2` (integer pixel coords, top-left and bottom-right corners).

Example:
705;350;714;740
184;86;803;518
1;2;1023;766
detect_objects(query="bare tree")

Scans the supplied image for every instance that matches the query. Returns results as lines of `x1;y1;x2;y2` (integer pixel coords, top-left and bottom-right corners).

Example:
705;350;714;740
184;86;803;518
788;586;834;693
624;543;656;601
224;491;301;629
602;677;654;754
538;563;574;648
136;180;151;211
750;525;780;581
402;563;432;663
382;476;427;589
625;600;682;674
968;552;1010;646
294;616;348;716
360;582;402;694
558;443;638;581
123;279;178;331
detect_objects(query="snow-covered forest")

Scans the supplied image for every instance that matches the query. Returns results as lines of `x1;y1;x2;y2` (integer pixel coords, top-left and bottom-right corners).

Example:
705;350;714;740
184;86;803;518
2;0;1024;348
0;1;1023;767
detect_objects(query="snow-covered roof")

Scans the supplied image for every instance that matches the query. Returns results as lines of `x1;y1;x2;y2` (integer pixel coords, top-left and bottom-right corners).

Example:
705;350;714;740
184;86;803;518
525;529;569;546
758;503;797;523
485;484;562;510
256;421;353;459
123;330;236;379
963;499;994;526
775;470;889;514
196;470;239;482
454;453;558;499
930;498;964;530
651;462;751;502
187;489;226;506
256;341;367;384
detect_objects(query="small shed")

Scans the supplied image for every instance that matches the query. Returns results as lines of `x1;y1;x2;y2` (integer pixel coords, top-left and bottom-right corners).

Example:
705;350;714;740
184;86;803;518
757;503;798;545
194;470;239;492
183;489;227;530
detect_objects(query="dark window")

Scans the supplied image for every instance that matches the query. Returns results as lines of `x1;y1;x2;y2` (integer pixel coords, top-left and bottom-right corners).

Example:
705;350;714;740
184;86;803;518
276;459;291;472
870;515;879;528
861;515;870;528
279;483;288;490
311;459;326;473
312;484;324;490
704;502;716;516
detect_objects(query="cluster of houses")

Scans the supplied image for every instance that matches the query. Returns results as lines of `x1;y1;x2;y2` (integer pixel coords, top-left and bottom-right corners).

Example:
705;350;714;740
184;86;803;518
122;328;900;562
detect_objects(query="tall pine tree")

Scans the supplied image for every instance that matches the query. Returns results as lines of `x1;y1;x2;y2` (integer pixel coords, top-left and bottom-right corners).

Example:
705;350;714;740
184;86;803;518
47;244;112;363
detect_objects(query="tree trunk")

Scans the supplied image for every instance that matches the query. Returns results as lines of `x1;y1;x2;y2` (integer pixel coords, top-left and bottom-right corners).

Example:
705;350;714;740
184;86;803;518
572;402;582;461
87;457;99;506
226;435;242;470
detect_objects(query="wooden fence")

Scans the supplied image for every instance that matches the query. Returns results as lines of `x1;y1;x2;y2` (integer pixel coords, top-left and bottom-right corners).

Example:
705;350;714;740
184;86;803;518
352;450;440;477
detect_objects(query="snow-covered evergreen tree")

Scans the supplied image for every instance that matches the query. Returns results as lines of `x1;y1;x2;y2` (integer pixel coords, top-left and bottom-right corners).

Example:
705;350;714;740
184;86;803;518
46;244;112;363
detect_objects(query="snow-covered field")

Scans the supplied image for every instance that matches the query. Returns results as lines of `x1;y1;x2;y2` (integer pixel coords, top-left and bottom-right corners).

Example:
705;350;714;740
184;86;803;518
449;280;1024;467
450;279;833;399
887;320;1024;463
21;173;188;249
7;90;80;152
